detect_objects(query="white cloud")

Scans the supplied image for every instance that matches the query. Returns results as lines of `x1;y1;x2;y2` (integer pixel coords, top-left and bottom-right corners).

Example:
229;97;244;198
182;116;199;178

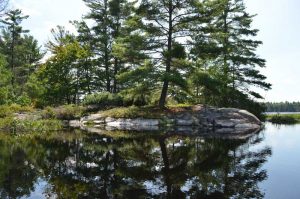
10;0;42;17
11;0;88;45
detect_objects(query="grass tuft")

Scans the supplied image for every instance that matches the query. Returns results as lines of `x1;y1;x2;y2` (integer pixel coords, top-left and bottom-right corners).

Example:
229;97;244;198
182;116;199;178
42;105;86;120
0;117;63;133
99;105;195;119
267;114;300;124
0;104;34;118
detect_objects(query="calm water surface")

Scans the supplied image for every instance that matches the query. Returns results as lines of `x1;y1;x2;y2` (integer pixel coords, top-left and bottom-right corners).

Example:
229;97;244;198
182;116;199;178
0;123;299;199
265;112;300;115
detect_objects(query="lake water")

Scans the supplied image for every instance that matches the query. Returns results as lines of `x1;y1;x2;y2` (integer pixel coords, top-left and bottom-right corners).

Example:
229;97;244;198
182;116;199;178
265;112;300;115
0;123;299;199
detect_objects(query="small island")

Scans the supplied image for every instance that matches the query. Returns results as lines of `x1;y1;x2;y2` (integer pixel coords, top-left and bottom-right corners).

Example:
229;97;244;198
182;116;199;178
79;105;261;137
1;0;300;198
0;0;268;138
0;103;262;140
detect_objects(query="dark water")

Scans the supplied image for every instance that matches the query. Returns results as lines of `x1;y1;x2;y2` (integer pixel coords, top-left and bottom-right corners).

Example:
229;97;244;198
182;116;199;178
0;123;299;199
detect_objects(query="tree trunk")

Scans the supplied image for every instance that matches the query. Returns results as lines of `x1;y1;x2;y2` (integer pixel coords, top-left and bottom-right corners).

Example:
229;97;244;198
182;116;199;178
113;58;118;93
159;0;173;108
105;52;110;92
86;59;92;94
104;0;110;92
222;6;230;106
10;27;16;95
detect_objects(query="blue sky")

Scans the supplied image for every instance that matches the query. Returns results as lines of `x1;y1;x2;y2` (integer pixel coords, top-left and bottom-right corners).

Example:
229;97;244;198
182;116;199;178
9;0;300;102
245;0;300;102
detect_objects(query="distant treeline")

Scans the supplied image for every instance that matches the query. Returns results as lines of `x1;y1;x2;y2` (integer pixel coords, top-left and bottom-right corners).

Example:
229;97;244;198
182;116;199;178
265;102;300;112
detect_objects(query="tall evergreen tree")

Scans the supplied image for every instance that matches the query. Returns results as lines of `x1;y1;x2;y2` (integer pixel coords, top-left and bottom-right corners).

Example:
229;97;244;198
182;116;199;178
83;0;132;93
72;20;95;94
191;0;271;109
46;25;74;52
0;54;11;104
0;9;29;92
0;9;43;99
109;0;132;93
113;11;157;105
134;0;197;108
84;0;112;92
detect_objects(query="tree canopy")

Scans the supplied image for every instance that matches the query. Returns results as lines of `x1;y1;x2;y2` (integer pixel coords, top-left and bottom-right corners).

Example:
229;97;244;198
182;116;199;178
0;0;271;117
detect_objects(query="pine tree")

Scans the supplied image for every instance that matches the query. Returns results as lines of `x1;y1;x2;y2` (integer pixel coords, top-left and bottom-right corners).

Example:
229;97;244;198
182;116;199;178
83;0;132;93
84;0;112;92
191;0;271;108
0;54;12;104
112;2;157;104
46;25;74;52
0;9;29;92
133;0;197;108
0;9;43;98
72;20;95;94
109;0;132;93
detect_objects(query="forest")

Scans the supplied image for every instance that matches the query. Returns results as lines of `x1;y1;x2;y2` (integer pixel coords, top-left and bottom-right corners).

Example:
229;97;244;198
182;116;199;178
265;102;300;113
0;0;271;117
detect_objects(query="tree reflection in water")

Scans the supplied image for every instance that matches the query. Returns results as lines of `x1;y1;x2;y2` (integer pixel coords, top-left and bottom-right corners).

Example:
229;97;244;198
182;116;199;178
0;130;271;199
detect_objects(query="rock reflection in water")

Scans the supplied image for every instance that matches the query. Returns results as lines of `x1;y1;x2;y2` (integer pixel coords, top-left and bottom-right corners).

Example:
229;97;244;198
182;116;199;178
0;129;271;199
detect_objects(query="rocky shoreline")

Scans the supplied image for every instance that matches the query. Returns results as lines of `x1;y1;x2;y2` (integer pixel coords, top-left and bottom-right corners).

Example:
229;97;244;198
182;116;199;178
11;105;262;138
68;105;262;138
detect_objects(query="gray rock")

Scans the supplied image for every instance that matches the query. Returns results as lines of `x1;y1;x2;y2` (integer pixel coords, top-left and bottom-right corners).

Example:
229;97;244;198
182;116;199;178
176;119;194;126
238;110;261;125
215;120;236;128
106;118;159;127
81;114;104;122
14;113;42;121
73;105;262;138
69;120;81;128
215;128;238;134
93;120;105;124
235;123;260;130
105;117;116;123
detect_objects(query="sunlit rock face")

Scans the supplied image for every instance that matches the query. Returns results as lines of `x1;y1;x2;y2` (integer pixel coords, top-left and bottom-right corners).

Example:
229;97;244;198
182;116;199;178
72;105;262;138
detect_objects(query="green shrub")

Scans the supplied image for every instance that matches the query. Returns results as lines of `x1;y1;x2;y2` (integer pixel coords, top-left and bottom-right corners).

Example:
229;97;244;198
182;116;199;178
0;87;11;105
0;105;12;118
10;104;34;112
55;105;85;120
100;106;164;119
0;117;17;132
122;94;149;107
0;104;33;118
42;105;86;120
15;94;32;106
24;119;63;132
41;106;56;119
82;92;123;108
0;117;63;133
